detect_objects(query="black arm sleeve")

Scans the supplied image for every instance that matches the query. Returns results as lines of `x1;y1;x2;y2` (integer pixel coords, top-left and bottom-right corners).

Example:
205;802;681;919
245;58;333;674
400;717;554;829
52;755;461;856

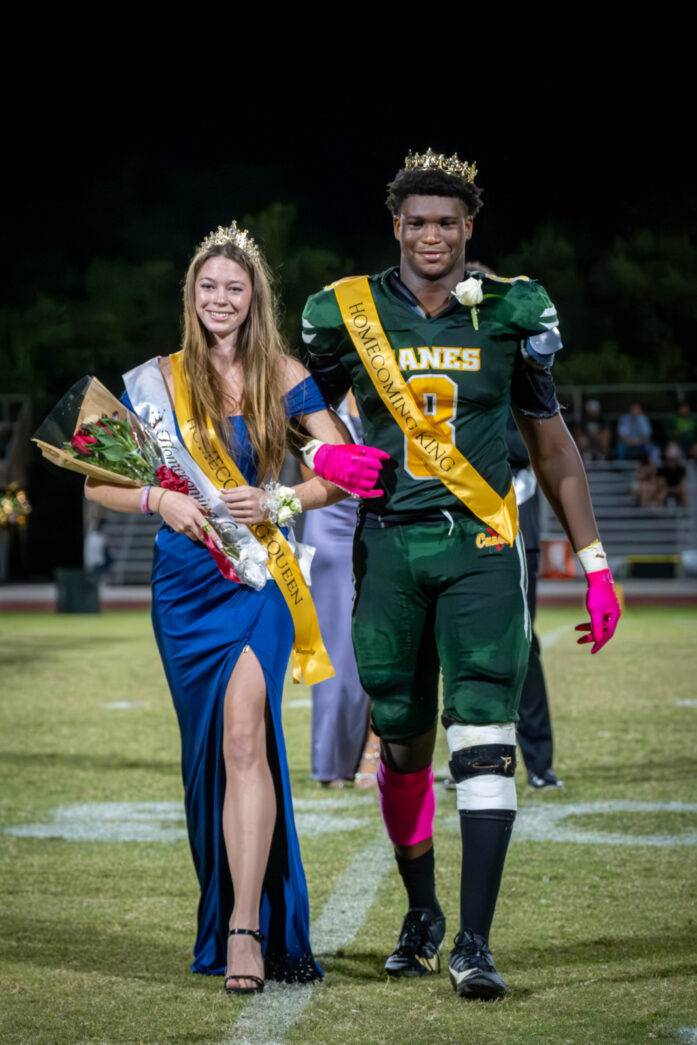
302;346;353;408
510;347;560;419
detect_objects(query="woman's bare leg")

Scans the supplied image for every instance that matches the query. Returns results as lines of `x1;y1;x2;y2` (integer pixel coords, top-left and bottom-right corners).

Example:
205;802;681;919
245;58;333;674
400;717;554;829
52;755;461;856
222;645;276;989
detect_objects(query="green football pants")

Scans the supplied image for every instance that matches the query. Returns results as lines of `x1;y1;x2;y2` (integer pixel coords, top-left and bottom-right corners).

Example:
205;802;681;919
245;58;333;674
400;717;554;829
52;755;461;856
352;514;531;741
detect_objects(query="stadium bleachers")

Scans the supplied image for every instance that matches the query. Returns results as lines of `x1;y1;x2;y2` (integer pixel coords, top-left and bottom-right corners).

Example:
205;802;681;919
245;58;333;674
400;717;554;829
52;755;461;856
98;460;697;585
541;459;697;560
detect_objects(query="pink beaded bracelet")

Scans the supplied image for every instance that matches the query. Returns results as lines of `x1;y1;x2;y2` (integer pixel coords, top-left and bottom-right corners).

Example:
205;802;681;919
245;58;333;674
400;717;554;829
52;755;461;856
140;485;152;515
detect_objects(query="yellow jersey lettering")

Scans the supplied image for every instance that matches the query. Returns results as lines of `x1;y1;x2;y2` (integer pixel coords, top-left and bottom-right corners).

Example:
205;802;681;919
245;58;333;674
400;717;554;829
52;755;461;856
397;346;482;373
476;531;504;548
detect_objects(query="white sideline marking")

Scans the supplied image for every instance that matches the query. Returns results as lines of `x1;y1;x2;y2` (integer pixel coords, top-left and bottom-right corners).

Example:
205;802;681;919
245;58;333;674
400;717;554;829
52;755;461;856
443;800;697;847
287;698;313;709
103;701;146;710
540;624;569;650
676;699;697;708
4;797;373;843
5;802;188;843
228;835;392;1045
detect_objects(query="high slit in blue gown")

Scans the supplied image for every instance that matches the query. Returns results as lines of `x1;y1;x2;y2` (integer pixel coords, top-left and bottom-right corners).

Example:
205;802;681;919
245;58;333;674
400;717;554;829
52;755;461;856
129;377;325;980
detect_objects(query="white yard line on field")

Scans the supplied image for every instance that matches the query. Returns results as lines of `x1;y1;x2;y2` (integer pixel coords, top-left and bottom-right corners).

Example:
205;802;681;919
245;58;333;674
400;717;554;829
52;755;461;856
540;624;570;649
227;834;393;1045
225;622;572;1043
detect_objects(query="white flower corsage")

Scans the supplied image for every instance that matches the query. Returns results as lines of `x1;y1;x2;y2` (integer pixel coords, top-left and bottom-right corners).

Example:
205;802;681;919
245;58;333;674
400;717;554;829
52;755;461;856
452;277;484;330
263;482;301;526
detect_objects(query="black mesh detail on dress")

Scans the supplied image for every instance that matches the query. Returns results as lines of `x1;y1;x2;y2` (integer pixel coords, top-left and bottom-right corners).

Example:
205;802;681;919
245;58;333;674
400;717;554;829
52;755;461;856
265;949;323;983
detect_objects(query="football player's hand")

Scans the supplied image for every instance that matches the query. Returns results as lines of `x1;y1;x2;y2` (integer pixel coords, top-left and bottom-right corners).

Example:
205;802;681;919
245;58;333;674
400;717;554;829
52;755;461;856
309;442;390;498
575;568;621;654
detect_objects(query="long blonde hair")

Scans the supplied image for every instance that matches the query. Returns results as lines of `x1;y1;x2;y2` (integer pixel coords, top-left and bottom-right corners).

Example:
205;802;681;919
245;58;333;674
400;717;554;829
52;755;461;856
181;239;288;482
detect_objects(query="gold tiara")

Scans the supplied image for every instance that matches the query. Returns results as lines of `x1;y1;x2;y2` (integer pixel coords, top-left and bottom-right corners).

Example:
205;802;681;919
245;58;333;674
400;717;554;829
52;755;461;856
198;221;261;261
404;148;478;183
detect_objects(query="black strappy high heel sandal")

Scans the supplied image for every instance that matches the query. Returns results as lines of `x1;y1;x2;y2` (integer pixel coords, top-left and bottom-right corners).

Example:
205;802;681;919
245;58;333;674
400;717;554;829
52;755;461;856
224;928;266;995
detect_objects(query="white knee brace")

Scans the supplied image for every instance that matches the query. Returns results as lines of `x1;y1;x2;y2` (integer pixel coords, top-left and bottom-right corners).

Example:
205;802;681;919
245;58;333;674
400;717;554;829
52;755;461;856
446;723;517;813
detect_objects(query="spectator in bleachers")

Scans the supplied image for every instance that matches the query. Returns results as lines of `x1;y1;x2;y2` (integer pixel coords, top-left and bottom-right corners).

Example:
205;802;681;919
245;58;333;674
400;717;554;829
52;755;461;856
616;402;655;461
657;443;688;508
576;399;612;461
668;402;697;461
632;456;662;507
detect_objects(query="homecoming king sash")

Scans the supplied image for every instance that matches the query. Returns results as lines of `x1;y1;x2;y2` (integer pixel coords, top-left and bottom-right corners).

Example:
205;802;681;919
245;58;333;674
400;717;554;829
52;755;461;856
333;277;519;546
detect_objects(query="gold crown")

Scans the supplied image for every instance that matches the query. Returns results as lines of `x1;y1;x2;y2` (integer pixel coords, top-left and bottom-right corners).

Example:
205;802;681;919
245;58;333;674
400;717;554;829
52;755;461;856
404;148;478;183
198;221;261;261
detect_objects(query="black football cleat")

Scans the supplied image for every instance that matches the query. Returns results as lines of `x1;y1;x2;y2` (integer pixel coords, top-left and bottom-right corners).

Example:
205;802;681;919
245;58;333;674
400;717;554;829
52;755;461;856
448;929;507;1000
384;908;446;978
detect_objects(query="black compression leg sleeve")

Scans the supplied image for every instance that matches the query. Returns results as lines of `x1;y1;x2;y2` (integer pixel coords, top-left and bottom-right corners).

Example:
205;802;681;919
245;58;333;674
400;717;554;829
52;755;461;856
459;810;515;940
395;847;443;916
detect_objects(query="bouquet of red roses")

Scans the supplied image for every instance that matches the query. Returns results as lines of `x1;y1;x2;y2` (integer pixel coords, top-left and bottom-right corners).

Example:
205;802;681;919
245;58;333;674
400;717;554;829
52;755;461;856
33;377;261;586
66;411;189;493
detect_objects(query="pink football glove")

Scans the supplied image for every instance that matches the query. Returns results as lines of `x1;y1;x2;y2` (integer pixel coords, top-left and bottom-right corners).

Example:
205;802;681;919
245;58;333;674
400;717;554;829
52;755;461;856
312;443;390;498
574;568;621;654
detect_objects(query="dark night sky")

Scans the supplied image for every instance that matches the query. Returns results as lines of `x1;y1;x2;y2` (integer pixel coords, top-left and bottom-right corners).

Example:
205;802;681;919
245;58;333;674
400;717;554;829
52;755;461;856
5;45;693;575
6;55;692;295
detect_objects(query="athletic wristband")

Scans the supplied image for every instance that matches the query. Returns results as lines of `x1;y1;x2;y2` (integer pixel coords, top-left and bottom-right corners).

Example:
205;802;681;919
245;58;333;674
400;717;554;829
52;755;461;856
140;485;152;515
300;439;322;470
577;539;608;575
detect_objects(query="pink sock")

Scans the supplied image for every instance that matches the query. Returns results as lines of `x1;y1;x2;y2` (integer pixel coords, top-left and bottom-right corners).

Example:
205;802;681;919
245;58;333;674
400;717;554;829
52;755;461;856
377;761;435;847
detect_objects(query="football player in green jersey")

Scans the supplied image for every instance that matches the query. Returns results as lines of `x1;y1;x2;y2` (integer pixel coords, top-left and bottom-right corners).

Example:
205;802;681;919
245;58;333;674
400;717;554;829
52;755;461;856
302;149;621;999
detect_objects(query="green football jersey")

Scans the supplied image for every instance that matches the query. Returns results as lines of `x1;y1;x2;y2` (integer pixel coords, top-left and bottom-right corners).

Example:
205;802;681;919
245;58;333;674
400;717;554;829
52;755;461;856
302;269;559;516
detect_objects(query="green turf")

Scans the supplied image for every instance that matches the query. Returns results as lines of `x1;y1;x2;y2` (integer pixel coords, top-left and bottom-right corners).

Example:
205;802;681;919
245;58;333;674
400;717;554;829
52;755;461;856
1;607;696;1044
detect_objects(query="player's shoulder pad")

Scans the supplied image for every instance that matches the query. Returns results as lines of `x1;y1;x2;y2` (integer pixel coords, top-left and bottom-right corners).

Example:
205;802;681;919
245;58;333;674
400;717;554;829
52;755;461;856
302;283;344;329
302;273;373;326
477;271;559;337
302;285;347;358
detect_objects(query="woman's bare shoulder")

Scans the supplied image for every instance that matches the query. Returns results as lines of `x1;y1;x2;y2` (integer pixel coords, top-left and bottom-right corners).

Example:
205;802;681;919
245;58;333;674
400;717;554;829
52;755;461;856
276;354;309;395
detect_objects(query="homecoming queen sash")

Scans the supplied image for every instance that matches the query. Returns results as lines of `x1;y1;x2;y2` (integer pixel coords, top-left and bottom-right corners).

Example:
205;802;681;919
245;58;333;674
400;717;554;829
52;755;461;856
332;276;519;546
125;354;334;685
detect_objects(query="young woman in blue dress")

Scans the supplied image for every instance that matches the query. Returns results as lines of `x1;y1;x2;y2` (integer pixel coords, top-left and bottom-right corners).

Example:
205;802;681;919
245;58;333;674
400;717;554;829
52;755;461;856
84;223;385;994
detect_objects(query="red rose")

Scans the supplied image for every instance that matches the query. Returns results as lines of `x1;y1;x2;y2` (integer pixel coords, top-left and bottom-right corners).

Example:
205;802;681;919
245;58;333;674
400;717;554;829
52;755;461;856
70;432;99;456
156;465;189;494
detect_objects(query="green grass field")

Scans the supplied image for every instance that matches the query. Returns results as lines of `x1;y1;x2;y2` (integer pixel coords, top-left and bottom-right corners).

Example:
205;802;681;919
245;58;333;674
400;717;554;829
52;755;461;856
1;607;696;1045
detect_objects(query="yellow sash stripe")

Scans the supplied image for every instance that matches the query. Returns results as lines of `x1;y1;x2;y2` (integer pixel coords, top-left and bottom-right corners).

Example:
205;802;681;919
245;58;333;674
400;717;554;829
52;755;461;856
170;351;334;685
333;277;518;546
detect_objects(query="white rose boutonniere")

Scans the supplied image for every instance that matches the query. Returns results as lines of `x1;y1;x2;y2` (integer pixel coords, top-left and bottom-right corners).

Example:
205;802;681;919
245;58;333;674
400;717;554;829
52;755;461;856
452;277;484;330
